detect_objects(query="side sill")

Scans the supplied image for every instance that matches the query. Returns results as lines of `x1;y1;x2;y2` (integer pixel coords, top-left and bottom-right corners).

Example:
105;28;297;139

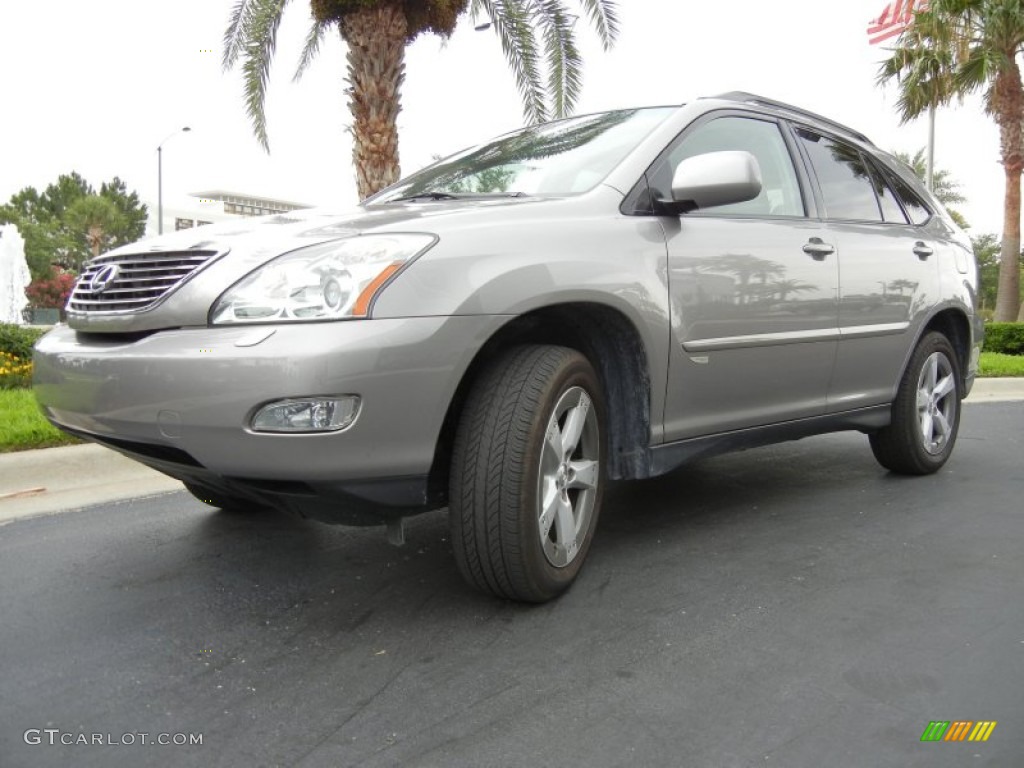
647;404;892;477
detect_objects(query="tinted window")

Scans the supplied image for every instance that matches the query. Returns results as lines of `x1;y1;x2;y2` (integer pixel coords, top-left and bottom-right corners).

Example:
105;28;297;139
888;173;932;225
796;129;882;222
652;116;804;217
868;165;909;224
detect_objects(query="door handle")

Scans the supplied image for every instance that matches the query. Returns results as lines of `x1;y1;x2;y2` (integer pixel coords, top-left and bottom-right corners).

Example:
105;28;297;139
913;241;933;260
802;237;835;260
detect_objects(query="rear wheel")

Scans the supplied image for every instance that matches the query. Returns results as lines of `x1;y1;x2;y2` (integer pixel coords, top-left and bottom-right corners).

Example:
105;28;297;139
449;345;605;602
869;331;961;475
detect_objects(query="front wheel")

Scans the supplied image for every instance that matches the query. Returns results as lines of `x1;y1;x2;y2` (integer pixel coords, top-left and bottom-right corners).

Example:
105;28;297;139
869;331;962;475
449;345;606;602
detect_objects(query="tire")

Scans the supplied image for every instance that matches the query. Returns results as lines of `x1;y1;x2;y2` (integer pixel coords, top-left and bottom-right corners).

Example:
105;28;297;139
869;331;962;475
184;482;267;513
449;345;606;602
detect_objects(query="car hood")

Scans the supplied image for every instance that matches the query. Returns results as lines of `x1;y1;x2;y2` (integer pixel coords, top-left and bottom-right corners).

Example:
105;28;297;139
65;197;550;334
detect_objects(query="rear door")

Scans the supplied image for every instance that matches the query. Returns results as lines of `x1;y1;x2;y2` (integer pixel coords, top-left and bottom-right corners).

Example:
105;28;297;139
790;126;941;411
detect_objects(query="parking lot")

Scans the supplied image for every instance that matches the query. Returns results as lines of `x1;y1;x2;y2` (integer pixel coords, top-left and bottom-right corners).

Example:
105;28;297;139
1;400;1021;767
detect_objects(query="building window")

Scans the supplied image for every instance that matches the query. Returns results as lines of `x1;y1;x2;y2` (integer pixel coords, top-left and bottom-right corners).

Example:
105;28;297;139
175;218;194;230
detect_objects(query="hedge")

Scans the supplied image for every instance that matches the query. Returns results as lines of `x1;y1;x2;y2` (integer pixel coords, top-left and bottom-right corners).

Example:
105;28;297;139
983;323;1024;356
0;324;48;361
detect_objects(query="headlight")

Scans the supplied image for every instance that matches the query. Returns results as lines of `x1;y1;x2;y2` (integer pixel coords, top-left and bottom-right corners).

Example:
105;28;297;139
210;234;436;325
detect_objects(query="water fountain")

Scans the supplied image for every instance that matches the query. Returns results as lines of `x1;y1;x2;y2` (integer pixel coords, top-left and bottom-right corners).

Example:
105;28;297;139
0;224;32;325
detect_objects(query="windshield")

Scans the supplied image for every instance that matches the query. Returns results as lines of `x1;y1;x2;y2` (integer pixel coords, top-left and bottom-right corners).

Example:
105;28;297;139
369;107;676;203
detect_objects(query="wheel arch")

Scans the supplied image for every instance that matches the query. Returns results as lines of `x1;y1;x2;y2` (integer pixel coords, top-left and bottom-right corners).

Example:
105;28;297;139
922;308;972;396
427;302;654;505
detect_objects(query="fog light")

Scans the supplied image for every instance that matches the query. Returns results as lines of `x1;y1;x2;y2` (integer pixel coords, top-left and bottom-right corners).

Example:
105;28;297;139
251;396;360;433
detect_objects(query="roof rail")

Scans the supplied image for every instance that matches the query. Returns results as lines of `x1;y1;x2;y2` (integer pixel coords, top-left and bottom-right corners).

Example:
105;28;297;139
706;91;872;145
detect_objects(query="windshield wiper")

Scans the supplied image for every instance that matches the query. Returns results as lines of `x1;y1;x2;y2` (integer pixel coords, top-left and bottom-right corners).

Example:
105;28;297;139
388;191;464;203
386;190;531;203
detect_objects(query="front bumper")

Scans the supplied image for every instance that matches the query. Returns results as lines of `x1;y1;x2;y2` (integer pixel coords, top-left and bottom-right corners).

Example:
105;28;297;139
33;316;505;522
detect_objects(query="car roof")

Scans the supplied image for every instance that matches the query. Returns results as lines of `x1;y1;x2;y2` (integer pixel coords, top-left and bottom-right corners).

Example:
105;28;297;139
702;91;873;146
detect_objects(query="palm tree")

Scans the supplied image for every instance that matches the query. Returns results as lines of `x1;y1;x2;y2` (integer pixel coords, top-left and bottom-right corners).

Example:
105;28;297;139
223;0;618;201
65;196;124;267
877;0;1024;322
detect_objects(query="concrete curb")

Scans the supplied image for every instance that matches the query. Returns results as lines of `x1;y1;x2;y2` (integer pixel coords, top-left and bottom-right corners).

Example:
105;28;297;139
0;443;182;524
1;378;1021;523
964;376;1024;403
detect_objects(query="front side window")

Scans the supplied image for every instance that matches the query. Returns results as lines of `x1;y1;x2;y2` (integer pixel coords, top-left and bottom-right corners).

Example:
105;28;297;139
796;129;882;222
649;116;805;217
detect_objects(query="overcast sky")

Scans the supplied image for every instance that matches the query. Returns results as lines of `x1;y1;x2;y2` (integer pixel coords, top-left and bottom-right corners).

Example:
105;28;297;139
0;1;1007;236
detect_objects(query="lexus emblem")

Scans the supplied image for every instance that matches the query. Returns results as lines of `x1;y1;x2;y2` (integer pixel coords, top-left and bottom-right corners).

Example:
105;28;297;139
89;264;120;294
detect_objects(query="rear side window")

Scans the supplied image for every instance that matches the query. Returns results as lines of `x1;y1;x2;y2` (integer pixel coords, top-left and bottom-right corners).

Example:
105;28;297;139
887;172;932;225
651;116;805;217
868;165;910;224
795;128;882;222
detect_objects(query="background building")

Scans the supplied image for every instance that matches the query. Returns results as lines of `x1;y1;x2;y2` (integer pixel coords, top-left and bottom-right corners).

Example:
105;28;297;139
149;190;312;235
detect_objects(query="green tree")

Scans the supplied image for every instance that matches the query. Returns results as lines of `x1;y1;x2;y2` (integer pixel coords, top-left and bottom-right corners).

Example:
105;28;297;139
0;173;149;277
100;177;148;245
223;0;618;200
893;148;969;228
971;232;1001;310
0;174;90;278
877;0;1024;322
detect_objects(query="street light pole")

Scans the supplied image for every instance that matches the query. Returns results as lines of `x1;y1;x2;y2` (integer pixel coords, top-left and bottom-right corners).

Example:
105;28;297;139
157;127;191;235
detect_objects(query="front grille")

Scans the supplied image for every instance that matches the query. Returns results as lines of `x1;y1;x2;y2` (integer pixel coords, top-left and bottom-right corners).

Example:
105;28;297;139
69;249;219;313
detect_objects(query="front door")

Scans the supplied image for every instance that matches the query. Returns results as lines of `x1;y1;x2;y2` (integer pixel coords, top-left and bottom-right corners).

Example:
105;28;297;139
652;114;840;440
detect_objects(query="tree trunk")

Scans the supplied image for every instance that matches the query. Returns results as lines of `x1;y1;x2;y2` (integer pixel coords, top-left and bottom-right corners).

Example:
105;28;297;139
89;226;103;258
994;164;1021;321
992;65;1023;322
341;4;406;201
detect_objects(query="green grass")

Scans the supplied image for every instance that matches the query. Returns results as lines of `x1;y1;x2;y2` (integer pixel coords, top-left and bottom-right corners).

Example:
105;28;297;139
0;389;80;452
978;351;1024;378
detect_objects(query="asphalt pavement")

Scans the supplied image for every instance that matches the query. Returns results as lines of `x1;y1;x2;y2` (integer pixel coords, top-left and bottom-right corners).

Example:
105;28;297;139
0;389;1021;767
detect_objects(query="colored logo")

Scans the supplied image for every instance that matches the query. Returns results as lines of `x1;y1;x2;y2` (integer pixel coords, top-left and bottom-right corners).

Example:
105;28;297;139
921;721;997;742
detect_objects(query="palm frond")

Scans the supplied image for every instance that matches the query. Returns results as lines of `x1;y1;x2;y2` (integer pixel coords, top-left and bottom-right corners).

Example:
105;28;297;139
294;17;331;82
223;0;257;71
534;0;582;118
477;0;548;124
237;0;289;151
955;46;998;95
576;0;618;49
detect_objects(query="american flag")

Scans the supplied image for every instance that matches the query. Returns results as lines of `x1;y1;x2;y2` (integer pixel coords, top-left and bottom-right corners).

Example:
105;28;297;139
867;0;929;45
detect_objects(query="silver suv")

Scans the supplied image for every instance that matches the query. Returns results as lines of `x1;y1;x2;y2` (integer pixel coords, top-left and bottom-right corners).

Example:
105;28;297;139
34;92;982;602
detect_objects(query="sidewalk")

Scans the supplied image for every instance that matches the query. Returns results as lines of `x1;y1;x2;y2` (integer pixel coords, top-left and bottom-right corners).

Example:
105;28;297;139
2;378;1021;524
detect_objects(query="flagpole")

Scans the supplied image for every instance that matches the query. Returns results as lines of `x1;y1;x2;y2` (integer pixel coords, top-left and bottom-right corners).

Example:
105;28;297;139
926;103;935;192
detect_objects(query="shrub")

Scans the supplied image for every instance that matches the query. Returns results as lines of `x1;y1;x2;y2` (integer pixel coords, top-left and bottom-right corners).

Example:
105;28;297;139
982;323;1024;356
0;323;48;360
25;266;76;309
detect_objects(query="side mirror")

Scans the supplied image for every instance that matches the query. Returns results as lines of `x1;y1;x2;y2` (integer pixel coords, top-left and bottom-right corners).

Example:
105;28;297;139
665;150;762;214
